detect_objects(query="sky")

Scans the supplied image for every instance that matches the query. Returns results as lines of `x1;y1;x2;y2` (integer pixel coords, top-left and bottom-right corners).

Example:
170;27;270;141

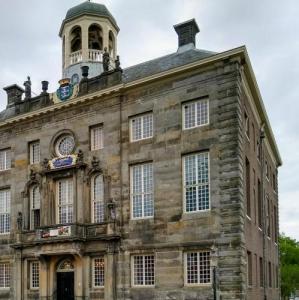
0;0;298;240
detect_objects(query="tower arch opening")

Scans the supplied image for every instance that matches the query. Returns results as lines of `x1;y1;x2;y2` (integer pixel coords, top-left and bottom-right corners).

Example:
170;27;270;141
88;24;103;50
70;26;82;53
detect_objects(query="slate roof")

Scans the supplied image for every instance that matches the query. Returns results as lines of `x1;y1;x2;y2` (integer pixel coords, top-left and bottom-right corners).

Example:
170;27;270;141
0;47;216;122
122;48;216;83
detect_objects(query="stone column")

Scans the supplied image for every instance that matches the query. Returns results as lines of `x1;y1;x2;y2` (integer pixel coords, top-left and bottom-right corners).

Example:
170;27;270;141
39;256;49;300
14;250;22;300
75;255;84;299
105;245;115;300
76;169;84;223
82;22;89;62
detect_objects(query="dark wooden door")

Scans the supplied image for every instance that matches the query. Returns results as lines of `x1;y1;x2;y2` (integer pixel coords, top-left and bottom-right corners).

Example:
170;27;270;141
57;272;74;300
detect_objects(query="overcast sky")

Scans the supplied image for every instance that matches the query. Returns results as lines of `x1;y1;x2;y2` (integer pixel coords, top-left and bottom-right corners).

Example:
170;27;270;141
0;0;298;240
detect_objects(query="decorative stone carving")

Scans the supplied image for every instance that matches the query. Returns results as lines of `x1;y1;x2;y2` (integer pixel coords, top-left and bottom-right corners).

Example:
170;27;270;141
103;47;110;72
77;149;84;164
24;76;32;99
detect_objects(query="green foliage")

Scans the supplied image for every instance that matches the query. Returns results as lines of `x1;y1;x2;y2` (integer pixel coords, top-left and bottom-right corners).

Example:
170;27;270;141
280;234;299;298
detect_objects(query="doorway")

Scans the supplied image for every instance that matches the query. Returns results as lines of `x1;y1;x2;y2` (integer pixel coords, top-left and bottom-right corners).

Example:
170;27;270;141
56;259;75;300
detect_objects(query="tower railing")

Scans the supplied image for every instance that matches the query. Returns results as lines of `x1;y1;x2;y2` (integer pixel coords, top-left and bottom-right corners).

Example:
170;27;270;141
88;49;103;62
70;50;83;65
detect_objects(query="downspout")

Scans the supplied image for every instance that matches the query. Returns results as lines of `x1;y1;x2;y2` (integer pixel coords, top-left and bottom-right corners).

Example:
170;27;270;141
259;124;266;300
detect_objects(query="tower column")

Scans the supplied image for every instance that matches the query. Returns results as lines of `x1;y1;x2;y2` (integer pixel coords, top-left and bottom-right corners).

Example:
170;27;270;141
82;23;89;62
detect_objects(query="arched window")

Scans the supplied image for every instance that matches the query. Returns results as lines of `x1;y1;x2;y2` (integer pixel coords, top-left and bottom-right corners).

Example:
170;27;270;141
70;26;82;53
108;31;115;57
30;186;40;230
57;259;74;272
91;174;104;223
88;24;103;50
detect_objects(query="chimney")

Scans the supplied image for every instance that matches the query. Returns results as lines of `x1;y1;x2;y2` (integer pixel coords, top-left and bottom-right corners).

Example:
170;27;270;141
174;19;199;51
3;84;24;108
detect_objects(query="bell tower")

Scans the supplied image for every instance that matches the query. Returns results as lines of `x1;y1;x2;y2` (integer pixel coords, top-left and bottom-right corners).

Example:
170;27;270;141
59;1;119;83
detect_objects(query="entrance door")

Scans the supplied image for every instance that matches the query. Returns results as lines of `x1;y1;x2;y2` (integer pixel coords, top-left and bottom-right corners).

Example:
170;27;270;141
57;272;74;300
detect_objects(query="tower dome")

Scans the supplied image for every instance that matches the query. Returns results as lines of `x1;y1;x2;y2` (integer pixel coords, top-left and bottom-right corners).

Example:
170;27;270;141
60;1;119;83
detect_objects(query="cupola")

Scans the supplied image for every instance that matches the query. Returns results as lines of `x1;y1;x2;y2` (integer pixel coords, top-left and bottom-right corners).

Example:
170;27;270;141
59;1;119;83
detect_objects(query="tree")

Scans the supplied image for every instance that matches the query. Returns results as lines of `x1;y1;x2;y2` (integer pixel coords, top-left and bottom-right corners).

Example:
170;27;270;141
280;234;299;299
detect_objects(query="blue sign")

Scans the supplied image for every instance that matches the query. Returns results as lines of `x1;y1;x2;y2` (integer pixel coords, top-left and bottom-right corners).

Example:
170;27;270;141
50;155;76;169
56;83;73;101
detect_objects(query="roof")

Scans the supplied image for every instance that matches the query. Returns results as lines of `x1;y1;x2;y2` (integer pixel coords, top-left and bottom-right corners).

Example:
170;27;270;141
60;1;119;35
122;47;216;83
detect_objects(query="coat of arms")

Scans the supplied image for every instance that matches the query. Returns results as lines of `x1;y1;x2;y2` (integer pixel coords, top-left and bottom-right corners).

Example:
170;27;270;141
56;78;73;101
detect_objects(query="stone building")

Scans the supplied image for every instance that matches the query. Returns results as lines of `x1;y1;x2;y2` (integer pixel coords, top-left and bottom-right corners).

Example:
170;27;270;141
0;2;281;300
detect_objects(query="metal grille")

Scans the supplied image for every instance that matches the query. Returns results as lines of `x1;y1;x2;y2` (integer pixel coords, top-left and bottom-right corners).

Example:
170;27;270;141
30;261;39;289
0;190;10;234
91;126;103;150
0;262;10;288
186;251;210;284
183;99;209;129
184;152;209;212
57;179;73;224
131;113;153;141
131;163;153;218
133;255;155;286
92;175;104;223
0;149;11;171
93;257;105;287
30;141;40;164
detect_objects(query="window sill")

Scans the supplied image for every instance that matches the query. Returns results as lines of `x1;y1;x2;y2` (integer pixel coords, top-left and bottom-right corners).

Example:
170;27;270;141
131;285;155;289
184;283;211;288
182;210;211;220
182;123;209;131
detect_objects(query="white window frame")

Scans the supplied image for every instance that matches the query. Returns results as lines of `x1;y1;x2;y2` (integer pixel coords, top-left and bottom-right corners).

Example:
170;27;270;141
30;261;40;290
92;257;105;288
56;178;73;224
130;113;153;142
90;125;104;151
30;186;40;230
0;189;10;235
183;152;210;213
0;262;10;289
131;254;155;287
130;163;154;220
0;149;11;171
182;98;209;130
91;174;105;223
184;251;211;286
29;141;40;164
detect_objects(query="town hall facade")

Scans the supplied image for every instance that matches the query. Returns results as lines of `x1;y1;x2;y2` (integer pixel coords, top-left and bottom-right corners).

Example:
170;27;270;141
0;2;281;300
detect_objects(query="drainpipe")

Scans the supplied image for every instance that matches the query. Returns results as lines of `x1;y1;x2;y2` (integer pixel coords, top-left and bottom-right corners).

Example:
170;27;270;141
259;124;267;300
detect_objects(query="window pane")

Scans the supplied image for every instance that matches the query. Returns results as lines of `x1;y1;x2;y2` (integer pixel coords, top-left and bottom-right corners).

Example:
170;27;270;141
184;99;209;129
94;257;104;287
57;179;73;224
93;175;104;223
31;261;39;288
30;141;40;164
131;163;153;218
131;114;153;141
0;190;10;234
186;252;210;285
197;99;209;126
0;263;10;288
91;126;103;150
184;153;209;212
133;255;154;286
0;150;11;171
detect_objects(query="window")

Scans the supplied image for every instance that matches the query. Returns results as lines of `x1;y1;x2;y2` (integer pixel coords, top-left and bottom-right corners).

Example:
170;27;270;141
257;179;262;229
244;111;250;139
130;113;153;142
55;135;75;157
30;186;40;230
92;175;104;223
30;261;39;289
268;262;272;288
90;125;103;150
57;179;73;224
93;257;105;288
273;173;277;192
132;255;155;286
274;206;278;243
0;262;10;289
265;161;269;180
183;98;209;129
29;141;40;164
130;163;153;219
266;195;271;238
257;140;261;161
259;257;264;287
183;152;210;212
245;158;251;218
185;251;211;285
0;189;10;234
0;149;11;171
247;251;252;286
252;123;256;152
